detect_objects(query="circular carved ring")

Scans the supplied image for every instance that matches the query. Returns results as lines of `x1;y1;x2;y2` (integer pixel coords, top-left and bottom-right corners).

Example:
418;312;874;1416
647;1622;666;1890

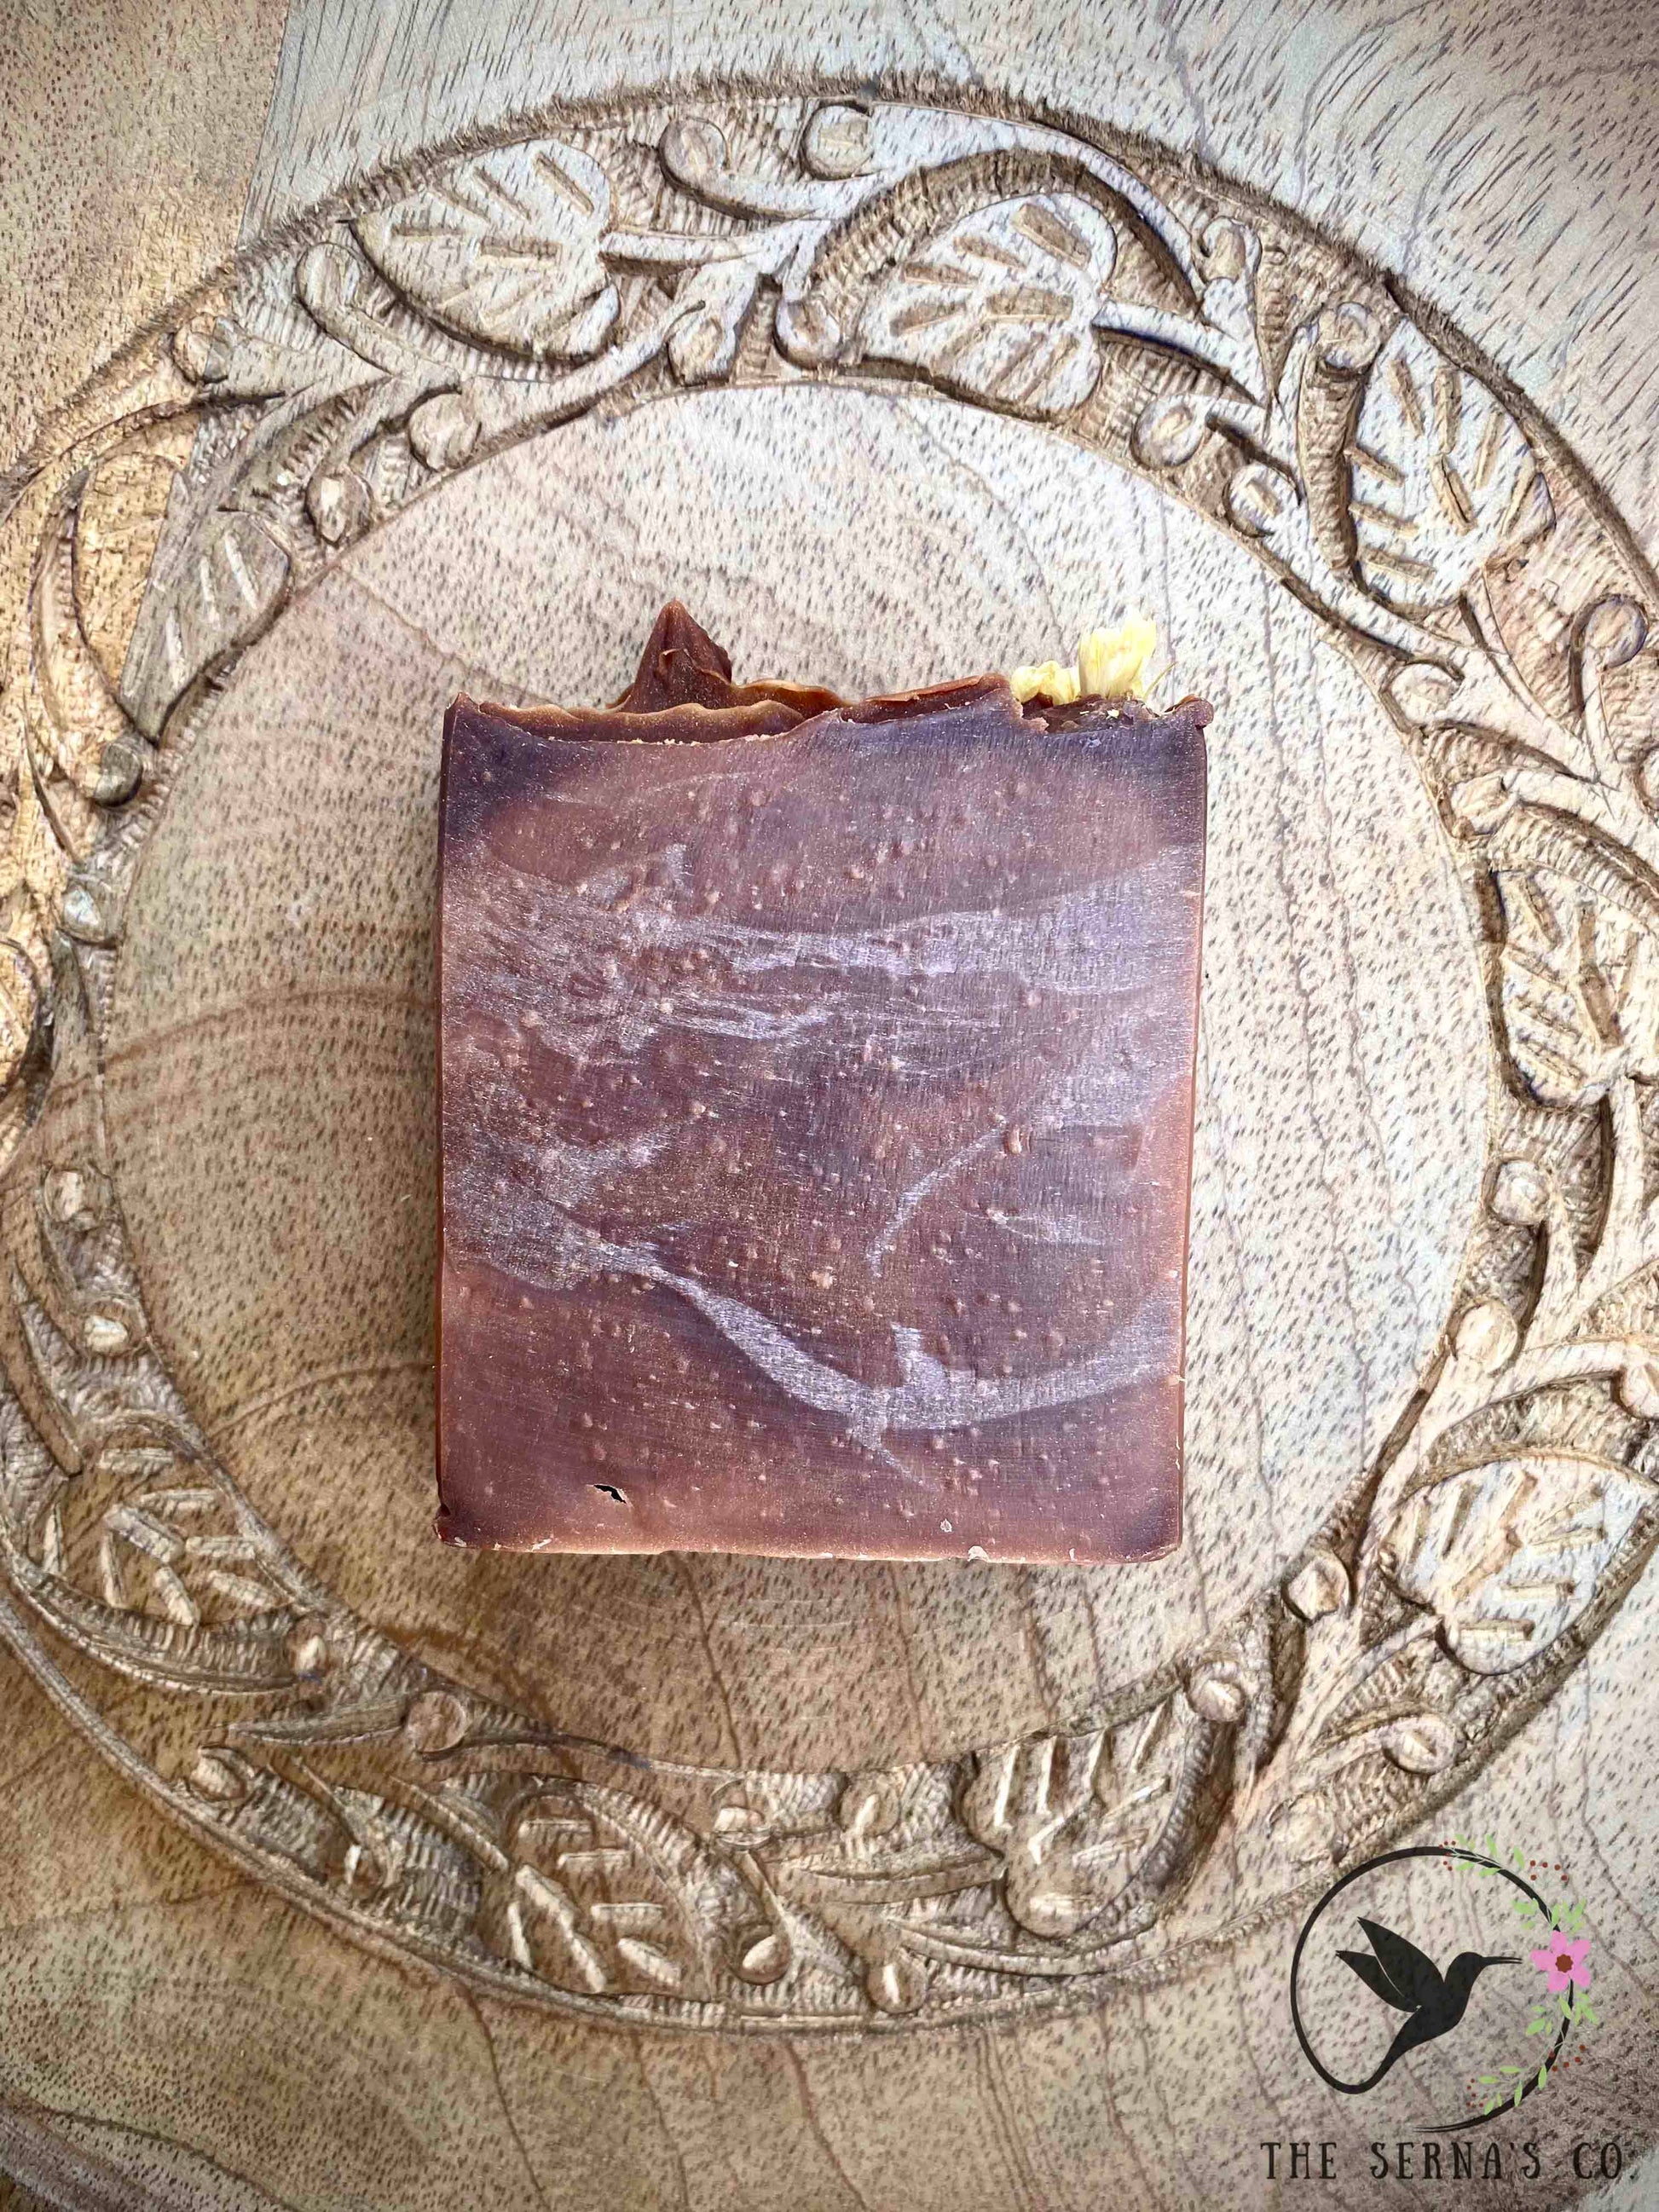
1;93;1656;2032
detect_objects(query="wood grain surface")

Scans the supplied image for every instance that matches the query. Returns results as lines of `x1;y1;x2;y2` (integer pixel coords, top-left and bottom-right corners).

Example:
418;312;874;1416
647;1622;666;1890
2;3;1657;2209
0;0;285;478
95;392;1487;1769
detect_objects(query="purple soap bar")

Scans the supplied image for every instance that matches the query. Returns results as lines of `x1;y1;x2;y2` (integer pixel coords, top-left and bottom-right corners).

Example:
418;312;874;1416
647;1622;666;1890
437;606;1208;1562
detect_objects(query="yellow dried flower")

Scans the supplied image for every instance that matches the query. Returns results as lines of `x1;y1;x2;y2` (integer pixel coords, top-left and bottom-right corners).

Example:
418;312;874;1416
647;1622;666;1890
1077;615;1158;701
1008;617;1159;707
1009;658;1080;705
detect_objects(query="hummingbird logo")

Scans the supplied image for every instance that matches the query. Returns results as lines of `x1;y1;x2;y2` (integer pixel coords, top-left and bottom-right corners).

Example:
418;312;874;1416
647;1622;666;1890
1289;1839;1604;2133
1332;1918;1518;2091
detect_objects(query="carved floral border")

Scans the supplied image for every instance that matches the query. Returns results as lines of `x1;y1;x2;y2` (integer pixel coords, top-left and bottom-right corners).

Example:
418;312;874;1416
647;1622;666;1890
0;94;1656;2031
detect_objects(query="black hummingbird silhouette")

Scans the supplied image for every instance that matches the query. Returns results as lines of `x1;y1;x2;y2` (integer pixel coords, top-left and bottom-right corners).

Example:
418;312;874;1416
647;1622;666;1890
1335;1918;1519;2091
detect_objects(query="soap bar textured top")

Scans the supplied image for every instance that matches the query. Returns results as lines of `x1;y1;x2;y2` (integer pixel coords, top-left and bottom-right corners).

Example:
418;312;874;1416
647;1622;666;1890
437;606;1209;1564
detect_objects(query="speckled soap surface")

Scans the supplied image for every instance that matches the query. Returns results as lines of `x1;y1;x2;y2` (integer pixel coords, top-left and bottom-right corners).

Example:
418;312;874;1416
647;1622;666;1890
436;608;1208;1562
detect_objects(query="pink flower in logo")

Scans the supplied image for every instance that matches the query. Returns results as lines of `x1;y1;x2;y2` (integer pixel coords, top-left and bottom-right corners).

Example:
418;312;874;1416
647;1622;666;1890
1530;1937;1593;1994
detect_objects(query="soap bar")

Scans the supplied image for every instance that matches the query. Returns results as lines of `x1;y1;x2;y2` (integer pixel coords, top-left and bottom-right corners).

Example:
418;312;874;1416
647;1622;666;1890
437;606;1209;1563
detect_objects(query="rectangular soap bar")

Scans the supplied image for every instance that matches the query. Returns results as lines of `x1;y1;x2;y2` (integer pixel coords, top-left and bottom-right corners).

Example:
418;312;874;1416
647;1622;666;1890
437;606;1208;1563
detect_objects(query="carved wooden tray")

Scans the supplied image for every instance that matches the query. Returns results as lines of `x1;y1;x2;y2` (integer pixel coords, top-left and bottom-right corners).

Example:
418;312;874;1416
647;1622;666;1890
3;13;1656;2209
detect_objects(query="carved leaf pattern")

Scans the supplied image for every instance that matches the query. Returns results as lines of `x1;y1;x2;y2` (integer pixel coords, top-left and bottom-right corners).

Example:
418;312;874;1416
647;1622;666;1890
500;1784;724;1997
73;439;197;684
355;141;617;360
1381;1455;1652;1674
121;511;291;740
29;478;147;806
856;193;1116;416
1350;321;1554;612
92;1481;288;1628
20;1425;299;1672
10;1543;303;1691
1496;869;1659;1107
957;1699;1188;1938
0;456;171;1096
356;1793;486;1941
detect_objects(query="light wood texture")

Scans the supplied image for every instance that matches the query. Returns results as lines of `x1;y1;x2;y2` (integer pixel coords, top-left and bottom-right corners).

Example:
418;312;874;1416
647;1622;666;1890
2;5;1658;2209
0;0;286;477
98;389;1487;1767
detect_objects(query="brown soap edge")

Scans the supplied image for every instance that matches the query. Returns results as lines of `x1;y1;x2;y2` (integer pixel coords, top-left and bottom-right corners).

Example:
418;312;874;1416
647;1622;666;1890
613;599;737;708
448;586;1211;750
463;694;816;744
434;703;460;1539
449;675;1215;756
431;1496;1183;1566
609;600;848;718
443;679;1014;749
1165;700;1208;1568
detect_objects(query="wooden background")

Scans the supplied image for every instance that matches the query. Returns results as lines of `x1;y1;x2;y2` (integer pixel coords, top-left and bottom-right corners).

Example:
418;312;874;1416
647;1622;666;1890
2;3;1657;2207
